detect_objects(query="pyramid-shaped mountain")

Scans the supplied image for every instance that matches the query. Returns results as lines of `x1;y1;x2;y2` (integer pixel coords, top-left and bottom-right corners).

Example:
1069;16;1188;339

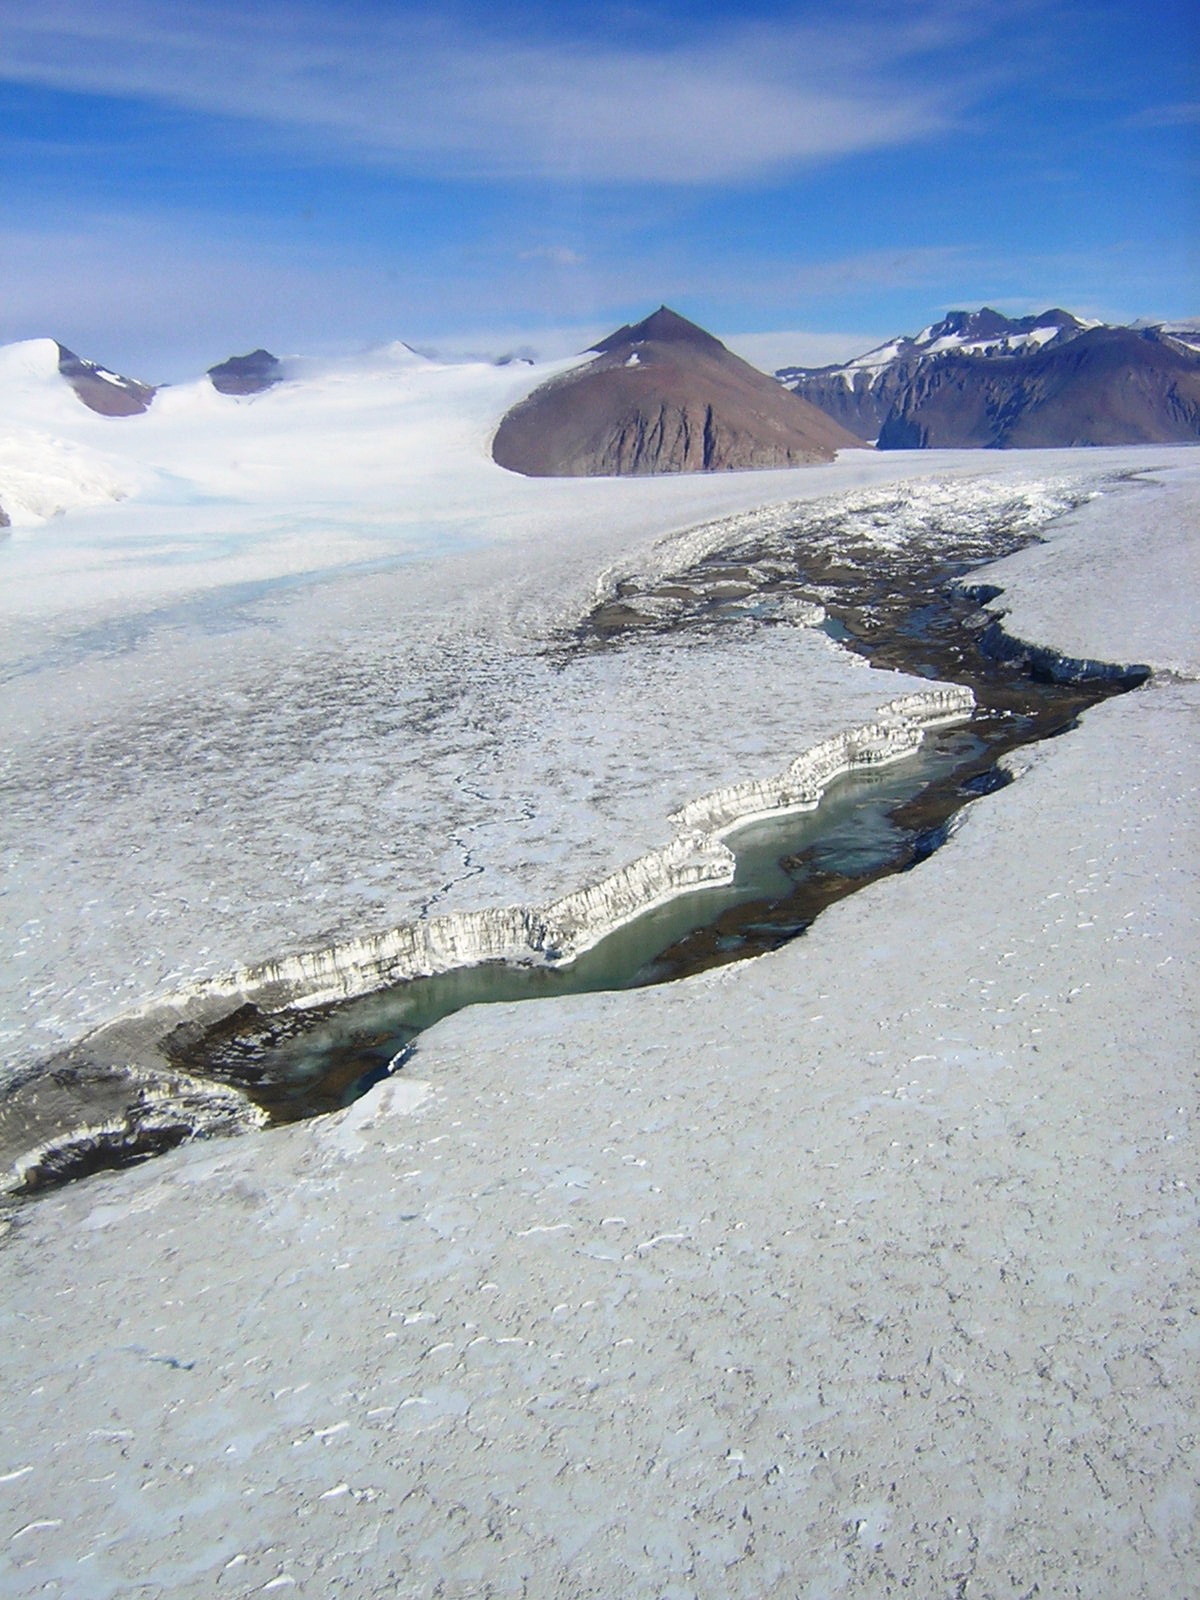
493;307;863;476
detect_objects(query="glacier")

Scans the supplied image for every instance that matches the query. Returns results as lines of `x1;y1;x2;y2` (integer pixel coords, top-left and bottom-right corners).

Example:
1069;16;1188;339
0;330;1196;1600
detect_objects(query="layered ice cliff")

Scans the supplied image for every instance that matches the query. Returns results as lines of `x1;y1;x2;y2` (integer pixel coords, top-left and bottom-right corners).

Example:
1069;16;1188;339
125;687;974;1023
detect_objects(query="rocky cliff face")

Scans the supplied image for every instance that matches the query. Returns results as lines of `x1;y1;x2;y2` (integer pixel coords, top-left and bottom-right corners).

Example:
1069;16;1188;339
777;310;1200;449
493;307;863;476
875;326;1200;449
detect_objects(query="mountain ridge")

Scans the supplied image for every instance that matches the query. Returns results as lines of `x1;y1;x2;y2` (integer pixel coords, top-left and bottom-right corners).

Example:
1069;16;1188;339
777;308;1200;448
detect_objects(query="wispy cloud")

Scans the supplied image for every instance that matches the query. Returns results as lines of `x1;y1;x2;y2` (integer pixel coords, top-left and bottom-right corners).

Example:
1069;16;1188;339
1124;101;1200;129
0;0;982;184
0;216;424;376
518;246;587;267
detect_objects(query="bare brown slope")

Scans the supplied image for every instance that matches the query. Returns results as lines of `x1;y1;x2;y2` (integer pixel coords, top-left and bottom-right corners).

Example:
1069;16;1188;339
493;307;863;477
56;345;155;417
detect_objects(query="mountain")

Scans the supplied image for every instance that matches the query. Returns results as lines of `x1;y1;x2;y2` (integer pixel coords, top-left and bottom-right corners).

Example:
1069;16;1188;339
777;309;1093;441
1133;318;1200;353
492;306;863;477
56;343;156;417
207;348;282;396
777;309;1200;448
876;326;1200;449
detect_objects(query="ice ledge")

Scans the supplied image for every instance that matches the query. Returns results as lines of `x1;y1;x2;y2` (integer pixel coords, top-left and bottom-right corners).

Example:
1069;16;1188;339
129;686;974;1024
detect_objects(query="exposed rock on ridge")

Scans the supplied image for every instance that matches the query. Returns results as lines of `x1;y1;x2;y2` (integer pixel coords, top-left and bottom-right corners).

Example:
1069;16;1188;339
493;306;863;476
876;326;1200;449
56;343;156;416
207;348;283;396
778;309;1200;448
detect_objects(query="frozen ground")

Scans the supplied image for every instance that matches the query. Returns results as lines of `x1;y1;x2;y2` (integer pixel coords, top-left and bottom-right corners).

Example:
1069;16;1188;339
0;340;1196;1595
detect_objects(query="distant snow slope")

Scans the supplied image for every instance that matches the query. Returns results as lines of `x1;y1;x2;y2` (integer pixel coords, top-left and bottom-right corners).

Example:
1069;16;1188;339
0;331;875;648
0;341;143;522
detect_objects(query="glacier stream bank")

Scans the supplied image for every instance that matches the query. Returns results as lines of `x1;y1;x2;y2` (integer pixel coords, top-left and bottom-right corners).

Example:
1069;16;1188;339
0;452;1150;1079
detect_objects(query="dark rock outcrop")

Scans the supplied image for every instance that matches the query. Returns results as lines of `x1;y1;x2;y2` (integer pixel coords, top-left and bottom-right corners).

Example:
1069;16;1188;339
778;309;1090;441
56;345;155;417
207;349;282;396
493;307;863;477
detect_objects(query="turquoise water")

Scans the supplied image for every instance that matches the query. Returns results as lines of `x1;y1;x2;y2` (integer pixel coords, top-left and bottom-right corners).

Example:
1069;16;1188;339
246;724;985;1116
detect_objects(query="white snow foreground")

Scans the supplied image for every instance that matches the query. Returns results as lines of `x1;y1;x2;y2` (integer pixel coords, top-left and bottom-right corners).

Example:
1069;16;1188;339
0;344;1196;1598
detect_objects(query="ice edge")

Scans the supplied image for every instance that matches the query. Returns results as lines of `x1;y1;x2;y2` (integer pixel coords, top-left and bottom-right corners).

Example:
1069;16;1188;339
130;687;974;1022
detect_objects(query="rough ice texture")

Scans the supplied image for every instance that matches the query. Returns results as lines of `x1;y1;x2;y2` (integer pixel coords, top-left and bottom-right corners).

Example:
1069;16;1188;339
134;689;971;1021
8;1066;266;1193
2;344;1122;1072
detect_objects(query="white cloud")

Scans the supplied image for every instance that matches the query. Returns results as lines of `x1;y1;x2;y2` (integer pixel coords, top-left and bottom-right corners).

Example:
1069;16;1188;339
518;246;587;267
0;1;967;184
0;217;409;378
724;329;885;372
0;213;609;375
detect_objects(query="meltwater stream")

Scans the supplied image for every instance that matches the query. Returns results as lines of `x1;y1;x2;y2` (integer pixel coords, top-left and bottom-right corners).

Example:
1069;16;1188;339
162;725;991;1127
1;494;1151;1195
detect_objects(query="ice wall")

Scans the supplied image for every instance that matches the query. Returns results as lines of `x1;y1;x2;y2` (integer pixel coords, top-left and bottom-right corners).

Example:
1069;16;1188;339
131;687;974;1023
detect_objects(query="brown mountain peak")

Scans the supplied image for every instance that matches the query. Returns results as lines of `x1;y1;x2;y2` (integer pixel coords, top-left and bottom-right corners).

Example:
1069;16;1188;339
591;306;727;358
494;305;864;477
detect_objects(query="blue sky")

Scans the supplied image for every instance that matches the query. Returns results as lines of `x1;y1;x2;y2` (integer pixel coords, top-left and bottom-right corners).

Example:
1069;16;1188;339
0;0;1195;376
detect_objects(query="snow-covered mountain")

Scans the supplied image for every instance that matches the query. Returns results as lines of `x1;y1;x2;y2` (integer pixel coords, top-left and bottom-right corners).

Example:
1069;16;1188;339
0;313;866;542
777;308;1200;447
0;332;536;533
